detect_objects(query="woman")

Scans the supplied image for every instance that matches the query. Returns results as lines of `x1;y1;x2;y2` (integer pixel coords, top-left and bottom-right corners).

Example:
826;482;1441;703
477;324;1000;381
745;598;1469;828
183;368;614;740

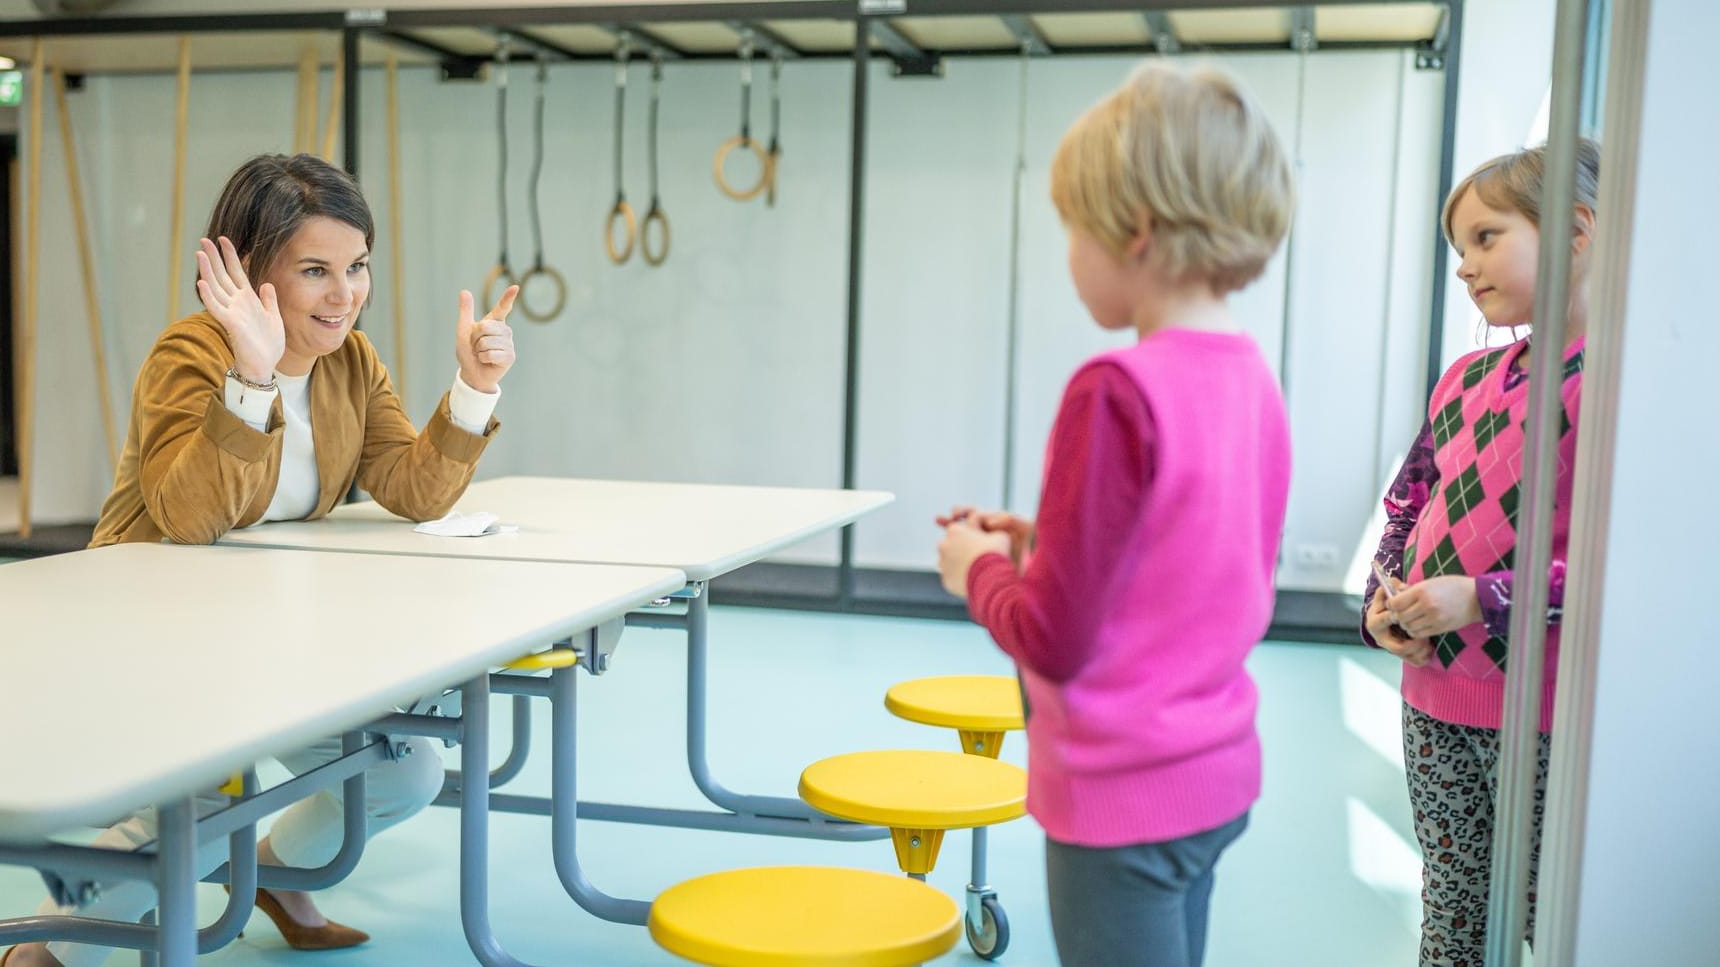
5;153;518;967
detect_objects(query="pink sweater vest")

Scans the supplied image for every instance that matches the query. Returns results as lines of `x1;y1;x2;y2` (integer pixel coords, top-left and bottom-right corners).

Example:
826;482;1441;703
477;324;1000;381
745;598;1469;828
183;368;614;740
1010;330;1291;846
1401;337;1584;731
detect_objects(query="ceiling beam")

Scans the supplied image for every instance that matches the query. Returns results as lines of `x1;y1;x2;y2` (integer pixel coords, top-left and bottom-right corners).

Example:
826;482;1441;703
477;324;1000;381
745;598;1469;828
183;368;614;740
485;26;580;62
1289;6;1317;53
372;28;486;78
1142;11;1180;54
590;22;685;61
728;20;804;59
998;14;1052;56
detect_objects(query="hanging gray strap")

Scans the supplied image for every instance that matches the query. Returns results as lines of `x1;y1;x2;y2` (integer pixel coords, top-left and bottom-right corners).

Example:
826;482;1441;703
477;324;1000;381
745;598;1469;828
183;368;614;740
1001;41;1030;510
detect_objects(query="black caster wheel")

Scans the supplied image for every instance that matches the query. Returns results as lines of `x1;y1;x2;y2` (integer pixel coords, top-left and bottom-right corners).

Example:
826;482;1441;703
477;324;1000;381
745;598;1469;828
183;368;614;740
965;894;1010;960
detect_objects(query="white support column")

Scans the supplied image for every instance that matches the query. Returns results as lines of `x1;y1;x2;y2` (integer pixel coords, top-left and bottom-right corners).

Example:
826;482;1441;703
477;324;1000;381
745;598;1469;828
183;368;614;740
1539;1;1720;962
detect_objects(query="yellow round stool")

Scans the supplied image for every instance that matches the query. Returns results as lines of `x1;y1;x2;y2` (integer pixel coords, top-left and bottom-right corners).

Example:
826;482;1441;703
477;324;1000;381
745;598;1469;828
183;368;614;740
885;675;1024;758
800;750;1025;961
883;676;1025;959
649;865;960;966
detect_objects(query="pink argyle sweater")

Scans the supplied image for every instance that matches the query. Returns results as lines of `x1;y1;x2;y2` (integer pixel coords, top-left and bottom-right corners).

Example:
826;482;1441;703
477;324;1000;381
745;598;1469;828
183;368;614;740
1396;336;1583;731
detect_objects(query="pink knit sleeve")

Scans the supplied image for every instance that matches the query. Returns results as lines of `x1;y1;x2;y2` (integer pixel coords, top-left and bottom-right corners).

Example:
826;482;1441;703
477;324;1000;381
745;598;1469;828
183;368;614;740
967;364;1154;683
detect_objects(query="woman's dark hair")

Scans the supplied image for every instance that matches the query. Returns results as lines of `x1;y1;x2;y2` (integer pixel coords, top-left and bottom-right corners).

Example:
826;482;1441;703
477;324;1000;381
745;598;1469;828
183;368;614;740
202;153;375;285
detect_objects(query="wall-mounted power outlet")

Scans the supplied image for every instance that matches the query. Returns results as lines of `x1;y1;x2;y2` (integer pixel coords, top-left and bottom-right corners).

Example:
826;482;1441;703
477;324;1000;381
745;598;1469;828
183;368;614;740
1291;543;1342;570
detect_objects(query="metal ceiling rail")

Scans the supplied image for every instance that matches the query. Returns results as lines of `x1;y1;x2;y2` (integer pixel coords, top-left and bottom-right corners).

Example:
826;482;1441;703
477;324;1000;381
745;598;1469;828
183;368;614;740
488;26;583;63
0;1;1449;37
0;11;347;37
728;20;804;60
865;19;938;75
1143;12;1181;54
998;14;1053;56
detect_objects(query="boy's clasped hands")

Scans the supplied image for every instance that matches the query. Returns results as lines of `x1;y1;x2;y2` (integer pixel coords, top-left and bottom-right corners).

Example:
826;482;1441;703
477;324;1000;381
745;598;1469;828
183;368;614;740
1367;572;1485;667
935;506;1035;600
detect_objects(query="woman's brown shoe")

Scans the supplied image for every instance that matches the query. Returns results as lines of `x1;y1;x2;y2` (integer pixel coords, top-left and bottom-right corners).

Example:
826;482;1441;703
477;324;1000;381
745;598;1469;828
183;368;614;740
247;888;370;951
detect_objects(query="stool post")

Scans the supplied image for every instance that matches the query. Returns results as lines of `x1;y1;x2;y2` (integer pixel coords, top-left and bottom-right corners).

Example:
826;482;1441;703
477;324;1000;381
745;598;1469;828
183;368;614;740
970;825;989;886
958;729;1006;758
890;827;946;876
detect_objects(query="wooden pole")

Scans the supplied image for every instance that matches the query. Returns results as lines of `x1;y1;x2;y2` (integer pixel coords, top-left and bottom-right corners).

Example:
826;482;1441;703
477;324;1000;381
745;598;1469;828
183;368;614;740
294;45;317;154
385;52;407;401
18;40;44;538
167;35;190;323
52;67;119;471
320;51;343;162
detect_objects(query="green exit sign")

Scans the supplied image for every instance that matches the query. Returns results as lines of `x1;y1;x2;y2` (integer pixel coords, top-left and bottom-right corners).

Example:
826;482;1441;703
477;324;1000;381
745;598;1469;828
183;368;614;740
0;72;21;108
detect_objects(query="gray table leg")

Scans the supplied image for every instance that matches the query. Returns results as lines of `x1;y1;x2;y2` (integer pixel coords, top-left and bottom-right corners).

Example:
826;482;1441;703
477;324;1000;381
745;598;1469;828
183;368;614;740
137;912;156;967
550;643;650;925
683;593;822;821
154;799;195;967
459;671;535;967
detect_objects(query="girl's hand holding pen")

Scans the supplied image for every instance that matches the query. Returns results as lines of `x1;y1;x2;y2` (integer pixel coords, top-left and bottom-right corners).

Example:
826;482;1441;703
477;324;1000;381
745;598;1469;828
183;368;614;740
1369;561;1434;667
1385;575;1483;640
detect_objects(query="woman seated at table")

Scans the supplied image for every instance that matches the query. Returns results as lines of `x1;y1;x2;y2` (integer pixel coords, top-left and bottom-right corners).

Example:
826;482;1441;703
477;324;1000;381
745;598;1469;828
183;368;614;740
4;153;518;967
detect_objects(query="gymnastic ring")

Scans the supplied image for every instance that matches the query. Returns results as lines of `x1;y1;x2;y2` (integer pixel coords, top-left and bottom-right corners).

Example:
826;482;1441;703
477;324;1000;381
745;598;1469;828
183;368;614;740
482;263;518;312
517;264;566;323
641;205;671;267
713;135;770;201
605;199;637;264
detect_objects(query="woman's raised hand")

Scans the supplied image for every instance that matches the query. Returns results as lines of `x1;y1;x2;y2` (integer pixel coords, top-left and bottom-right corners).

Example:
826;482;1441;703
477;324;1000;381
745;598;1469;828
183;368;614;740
196;236;283;382
455;286;519;394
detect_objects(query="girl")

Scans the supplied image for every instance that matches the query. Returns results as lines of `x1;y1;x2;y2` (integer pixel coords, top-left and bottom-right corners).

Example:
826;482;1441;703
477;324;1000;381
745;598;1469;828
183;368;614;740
937;62;1295;967
1363;138;1600;967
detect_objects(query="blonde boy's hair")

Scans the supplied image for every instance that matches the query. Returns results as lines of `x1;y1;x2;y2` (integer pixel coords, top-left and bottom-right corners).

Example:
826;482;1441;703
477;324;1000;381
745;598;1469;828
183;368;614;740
1050;61;1294;296
1441;138;1601;245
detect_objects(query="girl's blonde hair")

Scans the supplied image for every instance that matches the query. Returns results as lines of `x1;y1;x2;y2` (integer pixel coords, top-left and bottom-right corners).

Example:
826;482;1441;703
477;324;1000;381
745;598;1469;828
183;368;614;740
1050;61;1294;296
1441;138;1601;244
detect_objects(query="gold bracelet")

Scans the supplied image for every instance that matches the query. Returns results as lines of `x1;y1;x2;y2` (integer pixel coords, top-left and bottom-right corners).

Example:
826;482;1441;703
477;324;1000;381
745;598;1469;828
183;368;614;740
226;367;277;392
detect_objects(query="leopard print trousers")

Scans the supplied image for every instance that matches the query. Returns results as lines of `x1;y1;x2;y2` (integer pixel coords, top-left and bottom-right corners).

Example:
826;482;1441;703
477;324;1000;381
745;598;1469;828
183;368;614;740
1402;701;1550;967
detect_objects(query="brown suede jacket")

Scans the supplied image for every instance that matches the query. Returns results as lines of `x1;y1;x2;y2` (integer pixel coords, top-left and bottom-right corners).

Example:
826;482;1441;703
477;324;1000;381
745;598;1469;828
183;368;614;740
91;312;498;546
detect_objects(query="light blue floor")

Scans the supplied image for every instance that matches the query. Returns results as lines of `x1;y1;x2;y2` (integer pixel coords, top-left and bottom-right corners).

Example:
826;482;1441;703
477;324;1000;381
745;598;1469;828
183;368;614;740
1;602;1427;966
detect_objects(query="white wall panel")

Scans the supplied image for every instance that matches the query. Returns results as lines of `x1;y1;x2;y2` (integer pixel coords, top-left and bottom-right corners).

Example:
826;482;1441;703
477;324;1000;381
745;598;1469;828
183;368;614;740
1375;53;1447;493
851;58;1019;570
1437;0;1558;371
1277;50;1407;590
367;60;855;564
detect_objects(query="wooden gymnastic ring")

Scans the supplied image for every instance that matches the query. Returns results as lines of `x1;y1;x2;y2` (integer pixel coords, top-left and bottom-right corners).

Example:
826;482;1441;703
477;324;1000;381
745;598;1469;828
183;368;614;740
605;199;638;264
517;264;567;323
482;263;518;311
641;205;671;267
713;135;769;201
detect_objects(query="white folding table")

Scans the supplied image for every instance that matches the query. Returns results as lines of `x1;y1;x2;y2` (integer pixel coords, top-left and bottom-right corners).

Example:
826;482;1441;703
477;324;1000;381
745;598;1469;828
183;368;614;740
216;476;897;966
0;543;683;967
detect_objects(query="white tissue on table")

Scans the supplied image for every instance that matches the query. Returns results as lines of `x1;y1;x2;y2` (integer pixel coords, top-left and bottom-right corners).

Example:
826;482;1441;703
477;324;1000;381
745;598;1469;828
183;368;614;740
413;510;519;537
